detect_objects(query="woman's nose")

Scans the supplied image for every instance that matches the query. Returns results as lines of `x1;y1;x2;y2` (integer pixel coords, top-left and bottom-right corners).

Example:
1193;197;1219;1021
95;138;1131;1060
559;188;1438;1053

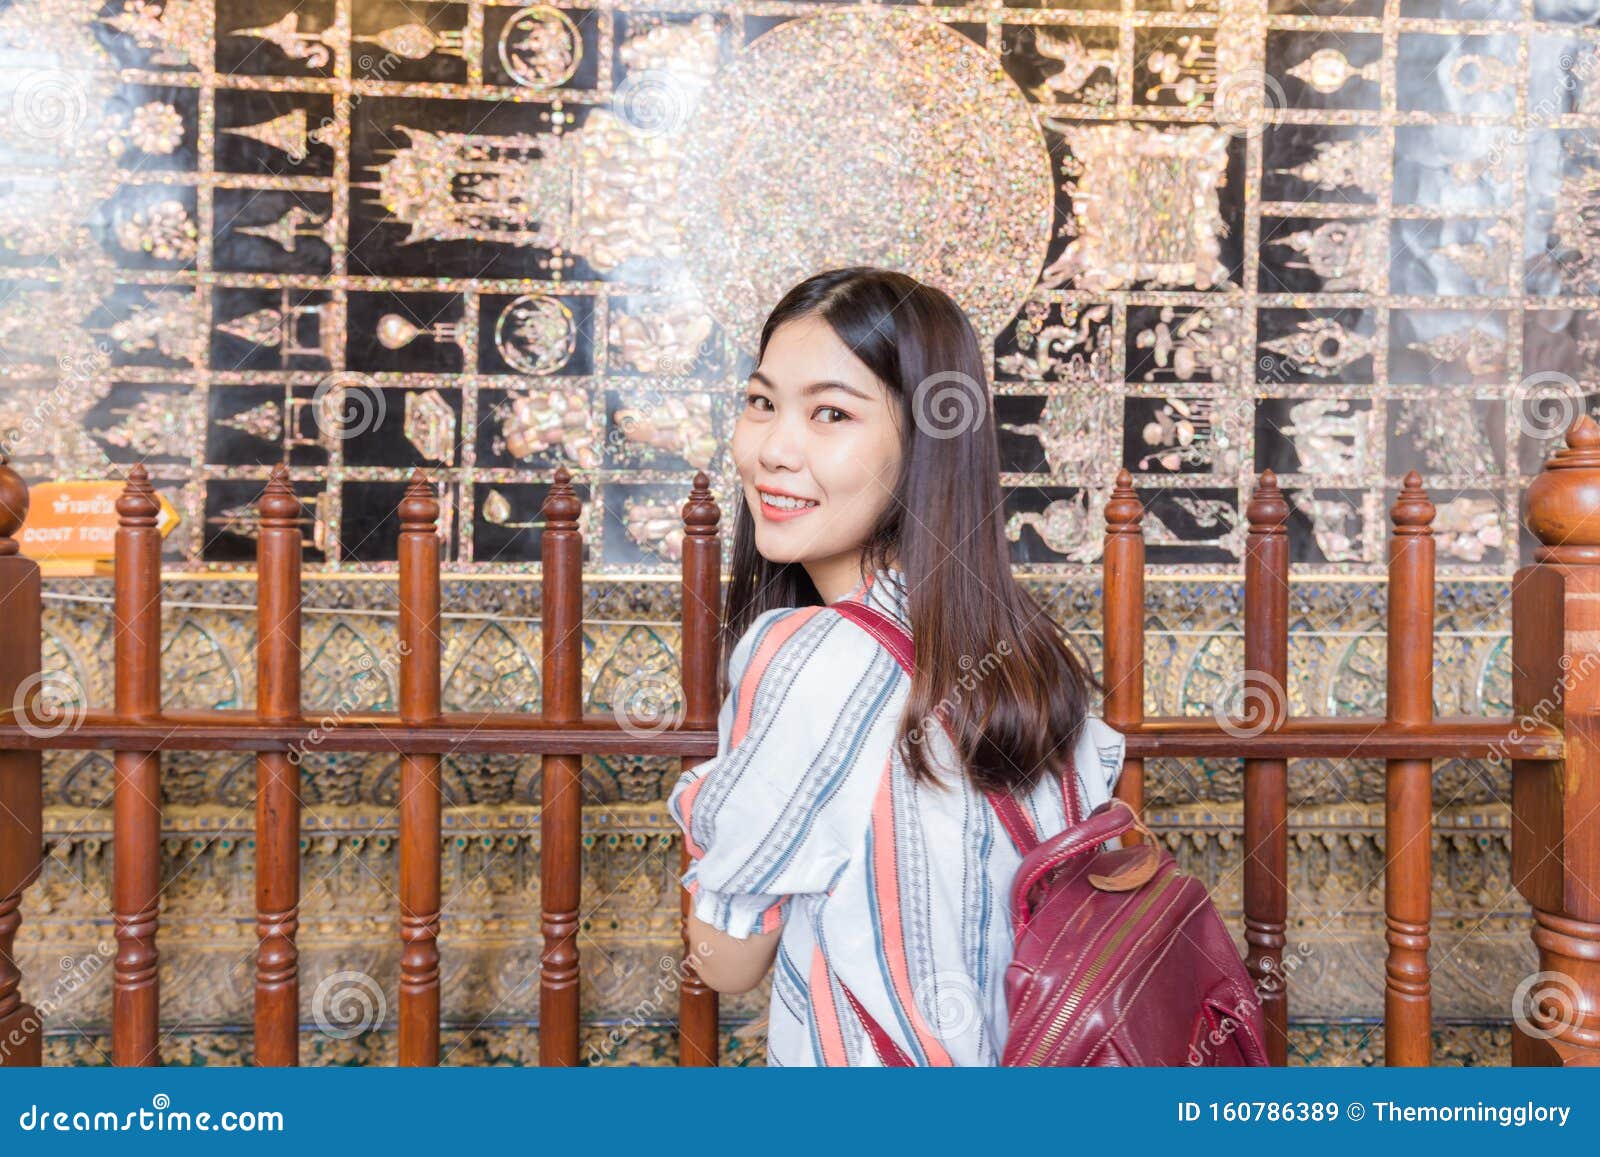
756;415;805;473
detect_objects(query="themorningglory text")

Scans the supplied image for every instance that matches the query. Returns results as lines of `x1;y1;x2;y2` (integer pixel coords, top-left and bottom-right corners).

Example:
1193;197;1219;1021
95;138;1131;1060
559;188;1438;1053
1372;1101;1570;1128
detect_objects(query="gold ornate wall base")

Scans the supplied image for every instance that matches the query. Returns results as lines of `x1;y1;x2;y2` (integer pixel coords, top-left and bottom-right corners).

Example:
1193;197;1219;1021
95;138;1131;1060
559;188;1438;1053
17;798;1530;1066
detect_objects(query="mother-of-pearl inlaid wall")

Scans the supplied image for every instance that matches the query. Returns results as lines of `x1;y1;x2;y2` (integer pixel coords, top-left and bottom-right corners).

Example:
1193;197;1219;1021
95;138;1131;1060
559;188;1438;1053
3;0;1593;1064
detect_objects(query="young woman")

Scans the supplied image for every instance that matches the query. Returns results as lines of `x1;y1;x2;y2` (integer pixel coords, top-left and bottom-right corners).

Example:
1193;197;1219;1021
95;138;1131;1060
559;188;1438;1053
667;267;1128;1066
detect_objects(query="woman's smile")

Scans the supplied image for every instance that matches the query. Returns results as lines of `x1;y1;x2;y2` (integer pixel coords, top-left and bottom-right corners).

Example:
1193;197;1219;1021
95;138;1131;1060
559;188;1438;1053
755;484;822;521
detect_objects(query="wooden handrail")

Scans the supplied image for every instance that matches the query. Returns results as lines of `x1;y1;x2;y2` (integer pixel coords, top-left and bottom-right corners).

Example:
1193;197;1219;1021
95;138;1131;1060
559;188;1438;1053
0;712;1561;759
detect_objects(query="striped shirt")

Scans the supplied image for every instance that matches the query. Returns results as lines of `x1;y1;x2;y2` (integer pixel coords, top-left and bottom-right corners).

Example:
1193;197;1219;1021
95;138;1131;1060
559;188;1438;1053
667;564;1128;1066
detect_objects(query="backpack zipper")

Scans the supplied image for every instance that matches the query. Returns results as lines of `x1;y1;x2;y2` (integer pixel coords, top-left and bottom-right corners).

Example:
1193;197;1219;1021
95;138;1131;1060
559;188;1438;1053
1021;869;1179;1066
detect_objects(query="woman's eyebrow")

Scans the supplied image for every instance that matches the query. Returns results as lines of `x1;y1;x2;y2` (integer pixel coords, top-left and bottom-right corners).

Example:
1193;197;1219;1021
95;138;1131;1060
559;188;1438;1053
747;370;875;401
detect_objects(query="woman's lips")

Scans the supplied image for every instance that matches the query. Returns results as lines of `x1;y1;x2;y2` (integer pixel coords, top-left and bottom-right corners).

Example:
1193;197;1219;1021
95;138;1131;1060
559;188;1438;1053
755;490;820;522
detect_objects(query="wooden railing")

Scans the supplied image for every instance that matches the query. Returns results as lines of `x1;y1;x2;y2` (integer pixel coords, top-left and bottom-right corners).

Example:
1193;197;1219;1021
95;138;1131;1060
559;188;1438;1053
2;418;1600;1067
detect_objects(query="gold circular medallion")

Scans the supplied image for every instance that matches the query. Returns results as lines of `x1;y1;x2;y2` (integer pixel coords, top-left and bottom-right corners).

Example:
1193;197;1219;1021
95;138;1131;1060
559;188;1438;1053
679;8;1053;355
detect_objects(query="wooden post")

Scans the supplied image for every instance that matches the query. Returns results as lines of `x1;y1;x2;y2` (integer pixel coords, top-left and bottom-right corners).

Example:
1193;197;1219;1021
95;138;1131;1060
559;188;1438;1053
539;466;584;1065
677;471;721;1066
1102;469;1146;825
397;472;442;1066
0;456;42;1067
1511;416;1600;1066
1242;470;1290;1066
112;465;164;1066
254;466;303;1066
1384;471;1435;1066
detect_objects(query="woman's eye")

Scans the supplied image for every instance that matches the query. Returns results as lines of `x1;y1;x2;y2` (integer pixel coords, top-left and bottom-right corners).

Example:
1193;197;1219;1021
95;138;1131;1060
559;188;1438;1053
815;406;849;423
746;392;772;411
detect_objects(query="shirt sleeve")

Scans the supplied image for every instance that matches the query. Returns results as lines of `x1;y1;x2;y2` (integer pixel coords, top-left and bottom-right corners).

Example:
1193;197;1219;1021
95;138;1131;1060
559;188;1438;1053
1088;713;1126;806
666;605;896;940
1074;715;1129;815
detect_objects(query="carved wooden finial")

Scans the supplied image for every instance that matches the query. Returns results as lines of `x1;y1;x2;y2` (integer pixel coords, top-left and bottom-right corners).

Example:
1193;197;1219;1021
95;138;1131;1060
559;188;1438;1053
398;469;439;534
682;470;720;536
0;452;29;555
1564;413;1600;457
1104;468;1143;535
1390;470;1435;536
257;464;302;529
542;464;582;528
116;462;160;529
1525;415;1600;563
1246;470;1290;536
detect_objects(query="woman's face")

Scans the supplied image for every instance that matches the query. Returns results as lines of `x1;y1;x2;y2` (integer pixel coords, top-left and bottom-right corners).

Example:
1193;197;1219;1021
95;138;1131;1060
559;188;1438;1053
731;315;903;601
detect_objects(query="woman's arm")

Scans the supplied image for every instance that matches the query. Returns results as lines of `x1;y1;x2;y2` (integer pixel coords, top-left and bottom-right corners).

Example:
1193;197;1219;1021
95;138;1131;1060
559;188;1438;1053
668;606;868;993
685;912;783;994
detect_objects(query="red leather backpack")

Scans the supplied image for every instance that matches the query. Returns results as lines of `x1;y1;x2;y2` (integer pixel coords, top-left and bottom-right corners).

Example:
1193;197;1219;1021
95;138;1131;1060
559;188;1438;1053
830;600;1270;1067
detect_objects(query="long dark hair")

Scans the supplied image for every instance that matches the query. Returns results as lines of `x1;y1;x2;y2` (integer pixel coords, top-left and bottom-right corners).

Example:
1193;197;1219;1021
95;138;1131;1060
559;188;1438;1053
722;266;1098;795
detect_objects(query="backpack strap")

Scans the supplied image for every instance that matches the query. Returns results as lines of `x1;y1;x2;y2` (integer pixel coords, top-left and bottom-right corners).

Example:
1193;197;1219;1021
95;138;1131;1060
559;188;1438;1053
829;600;1081;840
837;978;915;1067
825;597;1079;1065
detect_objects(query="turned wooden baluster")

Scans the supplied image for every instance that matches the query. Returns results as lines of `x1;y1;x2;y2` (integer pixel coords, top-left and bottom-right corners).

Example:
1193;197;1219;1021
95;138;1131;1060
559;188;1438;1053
1511;416;1600;1066
1242;470;1290;1066
1385;472;1436;1066
0;457;42;1067
540;466;584;1065
398;472;443;1065
1102;469;1146;826
254;466;303;1065
677;471;721;1066
112;465;164;1066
